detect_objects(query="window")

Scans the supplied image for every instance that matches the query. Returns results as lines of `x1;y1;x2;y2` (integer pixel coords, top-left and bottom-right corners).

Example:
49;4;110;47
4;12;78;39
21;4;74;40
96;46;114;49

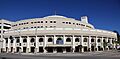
83;38;87;42
108;40;110;43
103;39;106;42
75;38;79;42
73;23;75;24
41;26;43;28
23;38;27;42
31;22;33;24
112;40;114;43
45;21;47;23
76;23;79;25
39;38;43;42
48;38;53;42
97;39;101;42
30;38;35;42
62;22;65;23
26;22;28;24
50;21;52;23
66;38;71;42
41;21;43;23
38;21;40;23
34;22;37;23
37;26;40;28
6;39;8;43
66;22;68;24
54;21;56;23
16;39;20;43
50;26;52;28
69;22;71;24
91;39;94;42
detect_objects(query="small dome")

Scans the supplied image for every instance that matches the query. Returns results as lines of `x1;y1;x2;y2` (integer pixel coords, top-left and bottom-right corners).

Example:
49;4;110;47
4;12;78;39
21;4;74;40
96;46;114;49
44;15;67;18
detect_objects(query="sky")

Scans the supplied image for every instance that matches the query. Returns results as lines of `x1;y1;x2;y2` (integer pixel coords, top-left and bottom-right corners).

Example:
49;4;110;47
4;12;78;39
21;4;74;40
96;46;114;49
0;0;120;33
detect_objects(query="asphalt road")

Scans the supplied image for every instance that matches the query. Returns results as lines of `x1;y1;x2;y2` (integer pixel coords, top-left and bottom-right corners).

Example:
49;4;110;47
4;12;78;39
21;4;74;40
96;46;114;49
0;51;120;59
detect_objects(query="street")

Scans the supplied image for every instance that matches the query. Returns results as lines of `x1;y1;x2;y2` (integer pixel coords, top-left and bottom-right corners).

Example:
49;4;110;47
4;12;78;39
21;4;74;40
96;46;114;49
0;50;120;59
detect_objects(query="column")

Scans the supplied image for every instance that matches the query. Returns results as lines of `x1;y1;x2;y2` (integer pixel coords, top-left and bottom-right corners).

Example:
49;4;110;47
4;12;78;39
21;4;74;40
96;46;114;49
53;35;56;44
63;35;66;45
88;36;91;52
63;48;66;53
43;35;47;53
27;36;30;53
7;38;10;53
53;48;57;53
95;36;98;51
35;36;39;53
20;36;23;53
101;37;104;51
2;39;6;52
106;37;109;50
13;37;16;53
72;35;75;53
113;38;116;49
81;35;84;52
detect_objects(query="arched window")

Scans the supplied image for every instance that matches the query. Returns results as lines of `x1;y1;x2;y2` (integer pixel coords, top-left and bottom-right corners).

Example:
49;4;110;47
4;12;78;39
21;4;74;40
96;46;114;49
97;39;101;42
48;38;53;42
75;38;79;42
57;38;62;40
83;38;87;42
23;38;27;42
30;38;35;42
16;39;20;43
39;38;43;42
66;38;71;42
56;38;63;44
91;39;94;42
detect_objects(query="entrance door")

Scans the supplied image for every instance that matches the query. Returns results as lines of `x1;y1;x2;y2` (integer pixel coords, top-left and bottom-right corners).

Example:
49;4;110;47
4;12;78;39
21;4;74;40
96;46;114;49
11;47;13;52
57;47;63;52
66;47;71;52
91;46;94;51
47;47;53;53
39;47;43;52
31;47;35;53
16;47;19;52
23;47;26;53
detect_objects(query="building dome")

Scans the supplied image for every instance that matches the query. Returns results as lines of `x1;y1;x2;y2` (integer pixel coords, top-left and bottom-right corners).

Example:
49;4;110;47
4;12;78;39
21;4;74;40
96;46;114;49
44;15;67;18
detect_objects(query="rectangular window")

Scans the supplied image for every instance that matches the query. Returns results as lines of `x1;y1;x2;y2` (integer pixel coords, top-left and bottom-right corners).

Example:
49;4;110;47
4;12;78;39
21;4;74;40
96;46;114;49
41;26;43;28
69;22;71;24
54;21;56;23
41;21;43;23
38;21;40;23
66;22;68;24
31;22;33;24
50;21;52;23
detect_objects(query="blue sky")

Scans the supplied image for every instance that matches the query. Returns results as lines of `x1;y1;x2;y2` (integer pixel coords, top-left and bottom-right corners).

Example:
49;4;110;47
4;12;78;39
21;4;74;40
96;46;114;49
0;0;120;33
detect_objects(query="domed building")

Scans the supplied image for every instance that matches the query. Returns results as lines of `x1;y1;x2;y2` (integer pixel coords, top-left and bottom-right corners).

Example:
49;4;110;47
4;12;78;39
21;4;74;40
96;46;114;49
0;15;117;53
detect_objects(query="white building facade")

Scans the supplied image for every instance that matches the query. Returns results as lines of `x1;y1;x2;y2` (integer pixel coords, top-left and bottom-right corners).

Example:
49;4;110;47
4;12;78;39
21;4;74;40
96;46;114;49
0;15;117;53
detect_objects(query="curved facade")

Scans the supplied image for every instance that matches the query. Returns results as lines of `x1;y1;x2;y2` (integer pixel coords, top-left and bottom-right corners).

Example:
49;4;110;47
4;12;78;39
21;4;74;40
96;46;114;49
1;15;117;53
